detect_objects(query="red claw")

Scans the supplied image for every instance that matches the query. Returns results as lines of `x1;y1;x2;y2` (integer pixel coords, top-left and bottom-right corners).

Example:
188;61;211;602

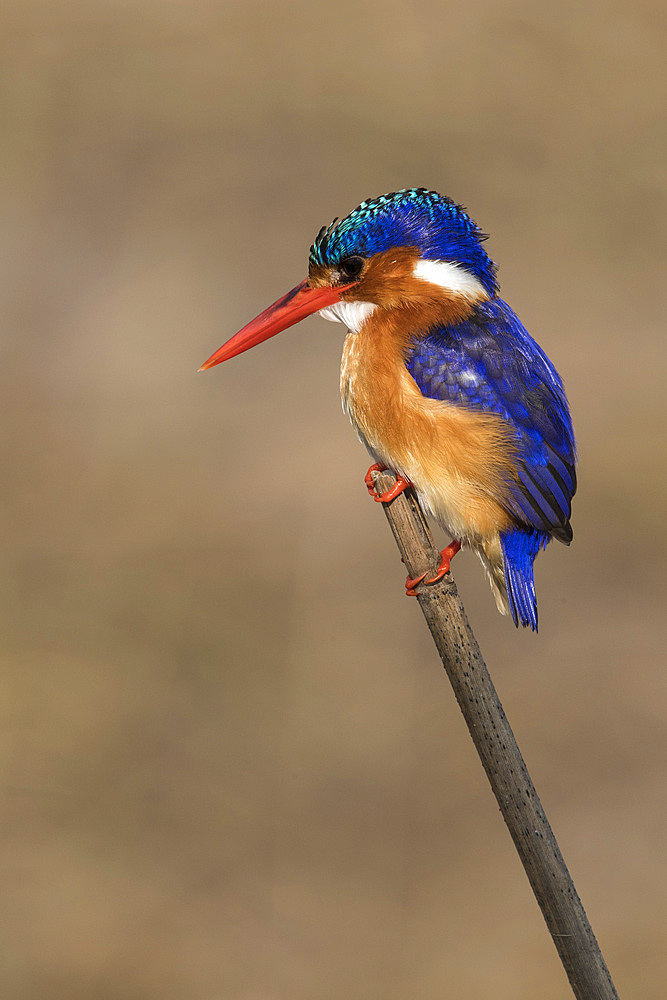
405;540;462;596
364;463;386;495
405;571;427;596
375;475;412;503
364;464;413;503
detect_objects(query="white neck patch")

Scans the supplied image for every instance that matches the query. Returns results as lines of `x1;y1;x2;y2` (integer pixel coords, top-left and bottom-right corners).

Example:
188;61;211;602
412;259;488;299
318;299;377;334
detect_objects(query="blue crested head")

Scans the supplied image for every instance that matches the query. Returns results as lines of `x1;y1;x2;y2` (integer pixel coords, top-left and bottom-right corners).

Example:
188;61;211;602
309;189;498;297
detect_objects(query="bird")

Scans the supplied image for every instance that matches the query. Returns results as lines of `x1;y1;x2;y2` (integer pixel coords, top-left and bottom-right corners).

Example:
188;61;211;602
199;188;576;631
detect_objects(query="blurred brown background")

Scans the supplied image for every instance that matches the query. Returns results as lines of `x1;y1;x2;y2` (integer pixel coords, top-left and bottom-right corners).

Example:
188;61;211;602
1;1;665;997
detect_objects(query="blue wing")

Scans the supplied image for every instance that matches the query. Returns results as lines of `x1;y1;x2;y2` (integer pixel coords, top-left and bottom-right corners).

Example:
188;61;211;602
406;298;576;542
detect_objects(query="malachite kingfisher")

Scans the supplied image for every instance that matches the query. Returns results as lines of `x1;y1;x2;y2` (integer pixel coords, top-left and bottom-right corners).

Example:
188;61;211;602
200;189;576;631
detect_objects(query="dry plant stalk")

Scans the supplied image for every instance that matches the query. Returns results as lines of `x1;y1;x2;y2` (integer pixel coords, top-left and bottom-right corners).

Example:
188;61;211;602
371;467;619;1000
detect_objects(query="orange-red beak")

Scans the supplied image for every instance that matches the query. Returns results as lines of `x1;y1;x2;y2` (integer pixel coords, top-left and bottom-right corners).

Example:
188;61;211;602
198;279;352;371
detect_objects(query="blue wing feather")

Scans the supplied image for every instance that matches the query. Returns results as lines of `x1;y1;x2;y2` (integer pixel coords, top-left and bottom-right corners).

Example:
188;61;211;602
405;299;576;542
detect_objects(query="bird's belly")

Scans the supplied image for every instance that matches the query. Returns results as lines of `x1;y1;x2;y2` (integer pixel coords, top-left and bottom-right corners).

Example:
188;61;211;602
341;331;515;544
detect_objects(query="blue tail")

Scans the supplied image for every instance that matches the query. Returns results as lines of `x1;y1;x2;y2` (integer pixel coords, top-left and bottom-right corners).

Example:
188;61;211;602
500;528;549;632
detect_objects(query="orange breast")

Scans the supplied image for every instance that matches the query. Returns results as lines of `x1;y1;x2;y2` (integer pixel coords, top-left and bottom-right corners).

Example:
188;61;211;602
341;308;516;543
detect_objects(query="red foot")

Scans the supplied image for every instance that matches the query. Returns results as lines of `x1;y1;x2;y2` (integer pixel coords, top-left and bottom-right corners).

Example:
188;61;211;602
364;464;412;503
364;463;386;495
405;540;462;596
375;475;412;503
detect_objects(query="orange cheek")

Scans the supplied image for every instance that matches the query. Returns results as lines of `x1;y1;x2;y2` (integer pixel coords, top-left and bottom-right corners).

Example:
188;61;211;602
309;248;424;303
349;247;421;306
338;249;485;329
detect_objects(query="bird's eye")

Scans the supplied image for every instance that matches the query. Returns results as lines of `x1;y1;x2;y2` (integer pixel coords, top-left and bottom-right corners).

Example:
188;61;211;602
339;256;365;279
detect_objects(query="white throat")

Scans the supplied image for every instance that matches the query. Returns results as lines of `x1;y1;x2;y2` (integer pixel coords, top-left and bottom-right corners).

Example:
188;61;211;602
318;300;377;334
